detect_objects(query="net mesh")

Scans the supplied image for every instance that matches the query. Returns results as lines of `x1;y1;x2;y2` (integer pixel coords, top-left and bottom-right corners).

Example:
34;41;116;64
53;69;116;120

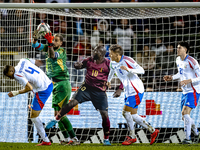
0;6;200;144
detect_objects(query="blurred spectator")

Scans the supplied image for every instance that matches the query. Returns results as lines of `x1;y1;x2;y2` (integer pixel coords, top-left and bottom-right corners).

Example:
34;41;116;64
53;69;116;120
190;15;200;33
73;36;91;61
50;19;60;33
157;45;176;75
0;0;7;18
98;38;110;58
60;21;67;33
36;13;47;25
71;11;91;41
91;19;111;48
113;19;134;57
171;16;185;34
136;45;156;91
151;37;167;56
12;0;24;2
0;27;6;52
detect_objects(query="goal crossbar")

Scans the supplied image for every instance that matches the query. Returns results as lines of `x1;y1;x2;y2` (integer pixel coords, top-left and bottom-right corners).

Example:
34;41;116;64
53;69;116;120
0;2;200;9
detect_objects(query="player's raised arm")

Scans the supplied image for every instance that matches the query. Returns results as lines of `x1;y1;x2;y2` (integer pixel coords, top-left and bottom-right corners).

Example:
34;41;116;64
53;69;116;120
74;57;89;69
189;58;200;83
44;32;55;58
32;29;45;51
122;56;145;74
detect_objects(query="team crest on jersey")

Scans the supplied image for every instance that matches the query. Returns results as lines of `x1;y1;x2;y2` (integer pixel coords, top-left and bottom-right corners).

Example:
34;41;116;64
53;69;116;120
184;65;187;68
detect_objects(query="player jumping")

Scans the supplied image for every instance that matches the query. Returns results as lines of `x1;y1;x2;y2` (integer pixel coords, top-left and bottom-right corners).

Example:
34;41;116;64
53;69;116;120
164;41;200;144
107;44;159;145
3;58;53;146
32;31;79;145
55;45;123;145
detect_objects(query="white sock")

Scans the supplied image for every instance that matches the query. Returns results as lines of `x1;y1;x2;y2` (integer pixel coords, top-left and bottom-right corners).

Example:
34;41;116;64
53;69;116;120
122;110;136;138
190;117;199;136
65;137;71;142
72;136;79;141
132;114;155;133
31;117;50;142
183;114;192;140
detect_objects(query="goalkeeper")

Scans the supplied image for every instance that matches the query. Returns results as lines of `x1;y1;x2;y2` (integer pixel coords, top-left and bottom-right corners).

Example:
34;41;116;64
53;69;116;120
31;30;79;145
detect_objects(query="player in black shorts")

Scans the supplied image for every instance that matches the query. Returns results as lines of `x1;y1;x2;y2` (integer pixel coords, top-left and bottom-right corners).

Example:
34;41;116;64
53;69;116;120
55;45;123;145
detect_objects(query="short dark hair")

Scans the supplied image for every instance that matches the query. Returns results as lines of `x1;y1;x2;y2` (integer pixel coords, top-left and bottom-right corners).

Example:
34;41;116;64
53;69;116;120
178;41;190;53
54;34;63;42
94;45;107;56
3;65;11;76
109;44;123;56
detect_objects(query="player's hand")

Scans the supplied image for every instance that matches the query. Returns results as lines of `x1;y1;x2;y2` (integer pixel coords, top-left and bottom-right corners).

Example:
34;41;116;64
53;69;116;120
33;29;40;41
44;32;54;44
55;112;61;121
113;89;122;98
180;79;192;87
163;75;173;81
107;82;111;88
120;66;128;71
74;62;83;69
8;92;14;97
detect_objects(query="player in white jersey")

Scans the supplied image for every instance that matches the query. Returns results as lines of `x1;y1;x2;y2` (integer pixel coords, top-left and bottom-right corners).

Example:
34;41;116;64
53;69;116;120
3;58;53;146
164;41;200;144
107;44;159;145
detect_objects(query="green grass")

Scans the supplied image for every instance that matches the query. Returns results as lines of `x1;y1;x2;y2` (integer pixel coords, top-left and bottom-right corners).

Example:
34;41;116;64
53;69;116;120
0;143;200;150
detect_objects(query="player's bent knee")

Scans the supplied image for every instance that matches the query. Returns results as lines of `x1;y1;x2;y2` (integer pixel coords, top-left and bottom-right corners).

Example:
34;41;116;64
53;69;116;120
122;110;131;118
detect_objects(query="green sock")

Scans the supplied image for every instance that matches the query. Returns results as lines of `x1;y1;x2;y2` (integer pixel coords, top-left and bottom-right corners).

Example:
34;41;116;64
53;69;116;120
58;121;69;138
60;116;76;138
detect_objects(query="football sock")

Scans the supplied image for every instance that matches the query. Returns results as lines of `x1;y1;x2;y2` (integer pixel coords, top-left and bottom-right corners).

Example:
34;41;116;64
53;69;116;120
184;114;192;140
122;110;136;138
31;117;50;142
58;121;70;139
132;114;155;133
191;118;199;136
102;117;110;139
60;116;76;138
65;137;71;142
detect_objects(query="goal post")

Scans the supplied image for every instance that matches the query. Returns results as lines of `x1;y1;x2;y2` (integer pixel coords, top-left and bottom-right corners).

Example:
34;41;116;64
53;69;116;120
0;2;200;144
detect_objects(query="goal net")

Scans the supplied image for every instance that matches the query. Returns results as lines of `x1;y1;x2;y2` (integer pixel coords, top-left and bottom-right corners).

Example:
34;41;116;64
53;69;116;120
0;2;200;144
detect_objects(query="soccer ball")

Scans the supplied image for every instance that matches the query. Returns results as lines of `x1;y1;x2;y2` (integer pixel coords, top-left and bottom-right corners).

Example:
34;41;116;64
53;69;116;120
37;23;50;36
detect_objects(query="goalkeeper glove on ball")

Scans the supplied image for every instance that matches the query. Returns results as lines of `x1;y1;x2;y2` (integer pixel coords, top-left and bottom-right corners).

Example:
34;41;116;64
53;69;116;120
44;32;54;47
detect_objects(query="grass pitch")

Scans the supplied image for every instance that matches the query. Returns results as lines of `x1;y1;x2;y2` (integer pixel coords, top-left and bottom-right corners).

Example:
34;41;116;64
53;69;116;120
0;143;200;150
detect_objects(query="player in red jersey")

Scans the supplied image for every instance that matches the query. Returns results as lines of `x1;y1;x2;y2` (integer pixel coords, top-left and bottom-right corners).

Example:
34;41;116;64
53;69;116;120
55;45;123;145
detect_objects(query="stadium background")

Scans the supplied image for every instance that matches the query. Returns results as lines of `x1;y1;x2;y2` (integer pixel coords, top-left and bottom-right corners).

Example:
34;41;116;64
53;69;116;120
0;0;200;145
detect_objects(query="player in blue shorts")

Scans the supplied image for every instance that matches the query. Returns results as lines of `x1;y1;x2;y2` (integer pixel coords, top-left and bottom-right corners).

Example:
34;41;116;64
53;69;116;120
107;44;159;145
3;58;53;146
164;41;200;144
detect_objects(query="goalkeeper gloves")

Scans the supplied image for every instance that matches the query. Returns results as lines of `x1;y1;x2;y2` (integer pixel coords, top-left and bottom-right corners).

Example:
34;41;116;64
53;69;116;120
33;30;40;41
44;32;54;47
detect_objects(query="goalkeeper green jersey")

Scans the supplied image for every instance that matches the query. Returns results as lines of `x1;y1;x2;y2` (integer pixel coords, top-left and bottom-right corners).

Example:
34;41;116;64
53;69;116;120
42;44;69;81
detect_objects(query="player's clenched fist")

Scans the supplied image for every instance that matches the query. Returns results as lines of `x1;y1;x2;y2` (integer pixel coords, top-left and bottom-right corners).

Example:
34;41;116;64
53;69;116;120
163;75;172;81
107;82;111;89
74;62;83;69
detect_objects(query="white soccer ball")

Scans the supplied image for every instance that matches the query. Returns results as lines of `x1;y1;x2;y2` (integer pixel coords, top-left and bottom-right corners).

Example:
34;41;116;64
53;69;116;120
37;23;50;36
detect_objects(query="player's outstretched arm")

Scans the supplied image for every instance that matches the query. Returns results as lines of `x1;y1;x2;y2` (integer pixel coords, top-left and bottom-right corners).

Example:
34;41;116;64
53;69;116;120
74;62;83;69
35;60;45;67
8;82;33;97
163;75;173;82
44;32;55;58
32;30;45;51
